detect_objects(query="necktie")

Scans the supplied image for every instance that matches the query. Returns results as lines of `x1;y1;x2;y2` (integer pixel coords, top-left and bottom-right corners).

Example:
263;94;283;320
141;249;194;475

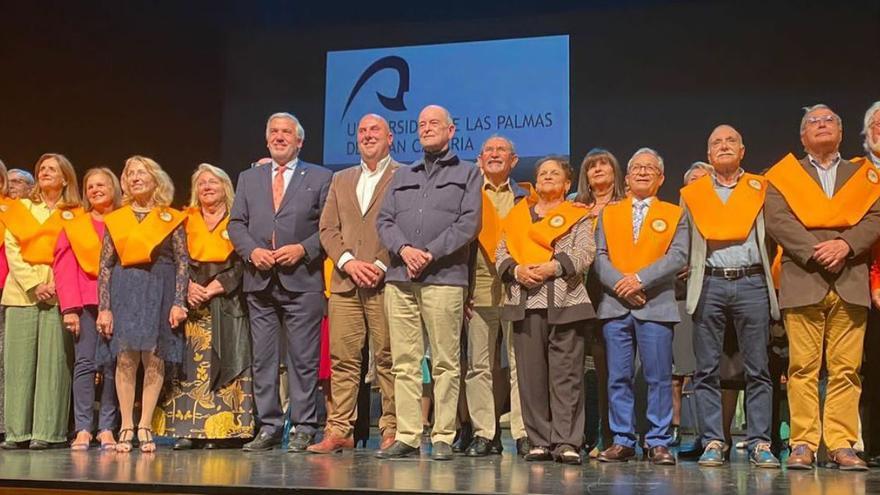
273;164;287;211
633;200;648;242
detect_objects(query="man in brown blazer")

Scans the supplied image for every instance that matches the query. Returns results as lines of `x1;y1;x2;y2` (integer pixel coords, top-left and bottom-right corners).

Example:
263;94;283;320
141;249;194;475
765;104;880;471
311;113;400;453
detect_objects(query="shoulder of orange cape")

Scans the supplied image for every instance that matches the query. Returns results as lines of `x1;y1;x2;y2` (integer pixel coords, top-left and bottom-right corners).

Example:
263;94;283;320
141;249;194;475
679;173;767;241
184;206;235;263
104;205;185;266
602;197;683;273
765;153;880;228
501;200;588;266
62;211;104;277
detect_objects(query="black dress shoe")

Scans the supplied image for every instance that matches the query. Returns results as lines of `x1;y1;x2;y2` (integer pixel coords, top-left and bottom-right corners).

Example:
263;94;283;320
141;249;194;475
516;437;532;457
489;437;503;455
0;440;22;450
202;441;218;450
868;454;880;468
173;438;193;450
452;423;473;453
375;440;419;459
28;440;49;450
243;430;281;452
432;441;454;460
465;436;492;457
288;431;315;453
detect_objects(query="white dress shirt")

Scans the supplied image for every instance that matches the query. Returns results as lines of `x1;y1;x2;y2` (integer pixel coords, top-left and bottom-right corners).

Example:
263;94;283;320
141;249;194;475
337;155;391;272
807;153;841;198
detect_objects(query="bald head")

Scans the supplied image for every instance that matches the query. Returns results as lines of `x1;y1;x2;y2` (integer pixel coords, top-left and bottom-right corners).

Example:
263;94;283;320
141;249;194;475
707;124;745;174
357;113;393;167
418;104;456;153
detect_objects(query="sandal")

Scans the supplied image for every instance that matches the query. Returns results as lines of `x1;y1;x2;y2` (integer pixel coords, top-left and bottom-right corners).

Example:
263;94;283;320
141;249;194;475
524;446;553;462
116;428;135;453
97;430;117;451
556;445;582;465
70;430;92;451
138;427;156;453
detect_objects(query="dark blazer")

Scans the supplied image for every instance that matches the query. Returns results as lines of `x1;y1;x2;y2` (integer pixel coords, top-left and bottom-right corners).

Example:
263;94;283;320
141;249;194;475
228;160;332;293
765;156;880;309
319;159;400;294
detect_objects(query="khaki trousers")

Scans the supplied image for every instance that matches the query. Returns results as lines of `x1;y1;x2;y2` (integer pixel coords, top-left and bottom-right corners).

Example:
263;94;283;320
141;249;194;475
385;282;465;447
325;288;395;437
785;289;866;451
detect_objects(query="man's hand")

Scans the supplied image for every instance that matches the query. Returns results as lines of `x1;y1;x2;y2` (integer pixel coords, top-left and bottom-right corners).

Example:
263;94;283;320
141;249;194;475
624;290;647;307
464;298;475;321
273;244;306;267
250;247;276;271
401;246;432;279
813;239;850;272
515;264;543;289
614;274;643;298
34;282;55;302
343;259;383;288
63;313;80;338
676;266;689;281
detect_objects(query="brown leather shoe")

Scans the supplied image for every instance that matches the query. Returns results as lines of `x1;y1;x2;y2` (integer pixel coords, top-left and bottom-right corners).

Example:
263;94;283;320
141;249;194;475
306;433;354;454
379;432;396;451
829;448;868;471
786;444;814;470
647;446;676;465
597;444;636;463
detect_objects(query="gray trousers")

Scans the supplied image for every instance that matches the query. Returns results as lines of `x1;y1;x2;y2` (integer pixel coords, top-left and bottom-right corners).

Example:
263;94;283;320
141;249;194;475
72;306;118;432
247;283;324;436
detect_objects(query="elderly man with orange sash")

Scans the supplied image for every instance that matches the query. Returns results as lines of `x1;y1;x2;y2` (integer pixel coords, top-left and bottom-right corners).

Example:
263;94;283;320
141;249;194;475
460;135;534;457
593;148;688;465
765;104;880;471
679;125;780;468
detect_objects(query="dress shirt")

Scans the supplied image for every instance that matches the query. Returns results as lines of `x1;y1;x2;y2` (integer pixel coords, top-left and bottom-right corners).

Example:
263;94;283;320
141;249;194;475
337;155;392;273
705;169;762;268
870;152;880;169
272;158;298;196
632;196;653;242
807;153;841;198
473;179;515;307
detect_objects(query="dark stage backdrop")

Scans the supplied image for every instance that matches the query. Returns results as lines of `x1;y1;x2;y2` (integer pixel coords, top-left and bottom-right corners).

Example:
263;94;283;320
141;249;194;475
2;1;878;203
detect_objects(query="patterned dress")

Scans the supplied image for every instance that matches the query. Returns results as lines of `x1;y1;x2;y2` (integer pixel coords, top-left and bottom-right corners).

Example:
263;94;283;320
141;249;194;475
154;255;254;440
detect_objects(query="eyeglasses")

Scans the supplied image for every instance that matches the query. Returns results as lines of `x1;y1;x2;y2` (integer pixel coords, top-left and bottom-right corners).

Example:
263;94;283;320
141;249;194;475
806;115;837;127
629;164;660;175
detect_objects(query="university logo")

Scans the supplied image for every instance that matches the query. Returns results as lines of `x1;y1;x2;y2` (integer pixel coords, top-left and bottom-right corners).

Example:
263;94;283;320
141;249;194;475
340;55;410;121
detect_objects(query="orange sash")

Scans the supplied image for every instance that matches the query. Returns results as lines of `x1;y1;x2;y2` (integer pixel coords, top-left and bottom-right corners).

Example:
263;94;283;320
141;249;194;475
680;173;766;241
602;197;682;274
765;153;880;228
62;213;103;277
477;182;537;263
0;200;85;265
323;257;333;299
0;197;13;248
502;200;587;265
104;205;185;266
184;207;233;263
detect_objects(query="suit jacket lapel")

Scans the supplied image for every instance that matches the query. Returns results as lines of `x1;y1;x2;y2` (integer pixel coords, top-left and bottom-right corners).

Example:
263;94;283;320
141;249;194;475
277;163;307;214
365;161;397;215
261;163;274;213
798;157;823;189
833;159;857;195
348;167;363;216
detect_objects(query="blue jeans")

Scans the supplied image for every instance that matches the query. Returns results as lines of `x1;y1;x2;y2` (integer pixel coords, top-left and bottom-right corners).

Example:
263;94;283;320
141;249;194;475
603;314;673;448
693;273;772;450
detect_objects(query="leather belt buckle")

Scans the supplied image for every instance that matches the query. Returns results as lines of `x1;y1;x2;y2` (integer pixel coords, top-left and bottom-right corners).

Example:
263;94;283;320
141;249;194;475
722;267;742;280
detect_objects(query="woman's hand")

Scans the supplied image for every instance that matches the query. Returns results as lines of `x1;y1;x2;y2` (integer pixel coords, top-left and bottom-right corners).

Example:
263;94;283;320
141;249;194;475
63;313;81;338
169;305;188;328
35;282;56;302
97;310;114;338
515;265;543;289
187;281;209;308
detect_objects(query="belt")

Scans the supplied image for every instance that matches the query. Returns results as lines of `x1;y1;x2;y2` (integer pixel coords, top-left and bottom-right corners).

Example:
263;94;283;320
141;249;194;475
705;264;764;280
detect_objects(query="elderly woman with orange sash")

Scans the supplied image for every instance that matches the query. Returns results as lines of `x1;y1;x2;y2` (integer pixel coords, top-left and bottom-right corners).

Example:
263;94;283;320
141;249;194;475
54;168;122;450
593;148;688;466
495;156;595;465
0;160;10;442
97;156;188;453
157;164;254;450
0;153;82;450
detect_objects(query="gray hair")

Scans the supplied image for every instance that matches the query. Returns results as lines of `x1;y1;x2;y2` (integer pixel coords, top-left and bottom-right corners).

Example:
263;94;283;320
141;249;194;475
8;168;35;184
266;112;305;141
800;104;842;133
420;104;453;125
683;161;713;185
627;147;665;174
480;134;517;155
863;101;880;150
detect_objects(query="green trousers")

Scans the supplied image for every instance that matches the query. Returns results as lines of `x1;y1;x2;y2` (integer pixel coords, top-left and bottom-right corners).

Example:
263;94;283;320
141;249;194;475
3;305;72;443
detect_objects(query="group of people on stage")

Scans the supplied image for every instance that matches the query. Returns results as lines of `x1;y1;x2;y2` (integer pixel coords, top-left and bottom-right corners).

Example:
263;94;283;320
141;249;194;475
1;100;879;473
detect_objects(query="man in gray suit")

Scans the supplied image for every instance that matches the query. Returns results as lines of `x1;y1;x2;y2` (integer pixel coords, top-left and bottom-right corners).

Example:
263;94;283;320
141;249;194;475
679;125;780;468
229;112;332;452
593;147;688;465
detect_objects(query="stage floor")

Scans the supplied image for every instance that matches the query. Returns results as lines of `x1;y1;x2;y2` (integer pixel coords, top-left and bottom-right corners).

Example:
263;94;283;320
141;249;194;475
1;436;879;495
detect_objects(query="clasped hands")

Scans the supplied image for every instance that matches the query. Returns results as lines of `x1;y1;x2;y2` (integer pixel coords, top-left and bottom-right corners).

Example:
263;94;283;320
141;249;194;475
343;259;385;288
614;273;647;307
187;279;226;307
812;239;850;274
514;261;558;289
400;246;433;280
250;244;306;270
